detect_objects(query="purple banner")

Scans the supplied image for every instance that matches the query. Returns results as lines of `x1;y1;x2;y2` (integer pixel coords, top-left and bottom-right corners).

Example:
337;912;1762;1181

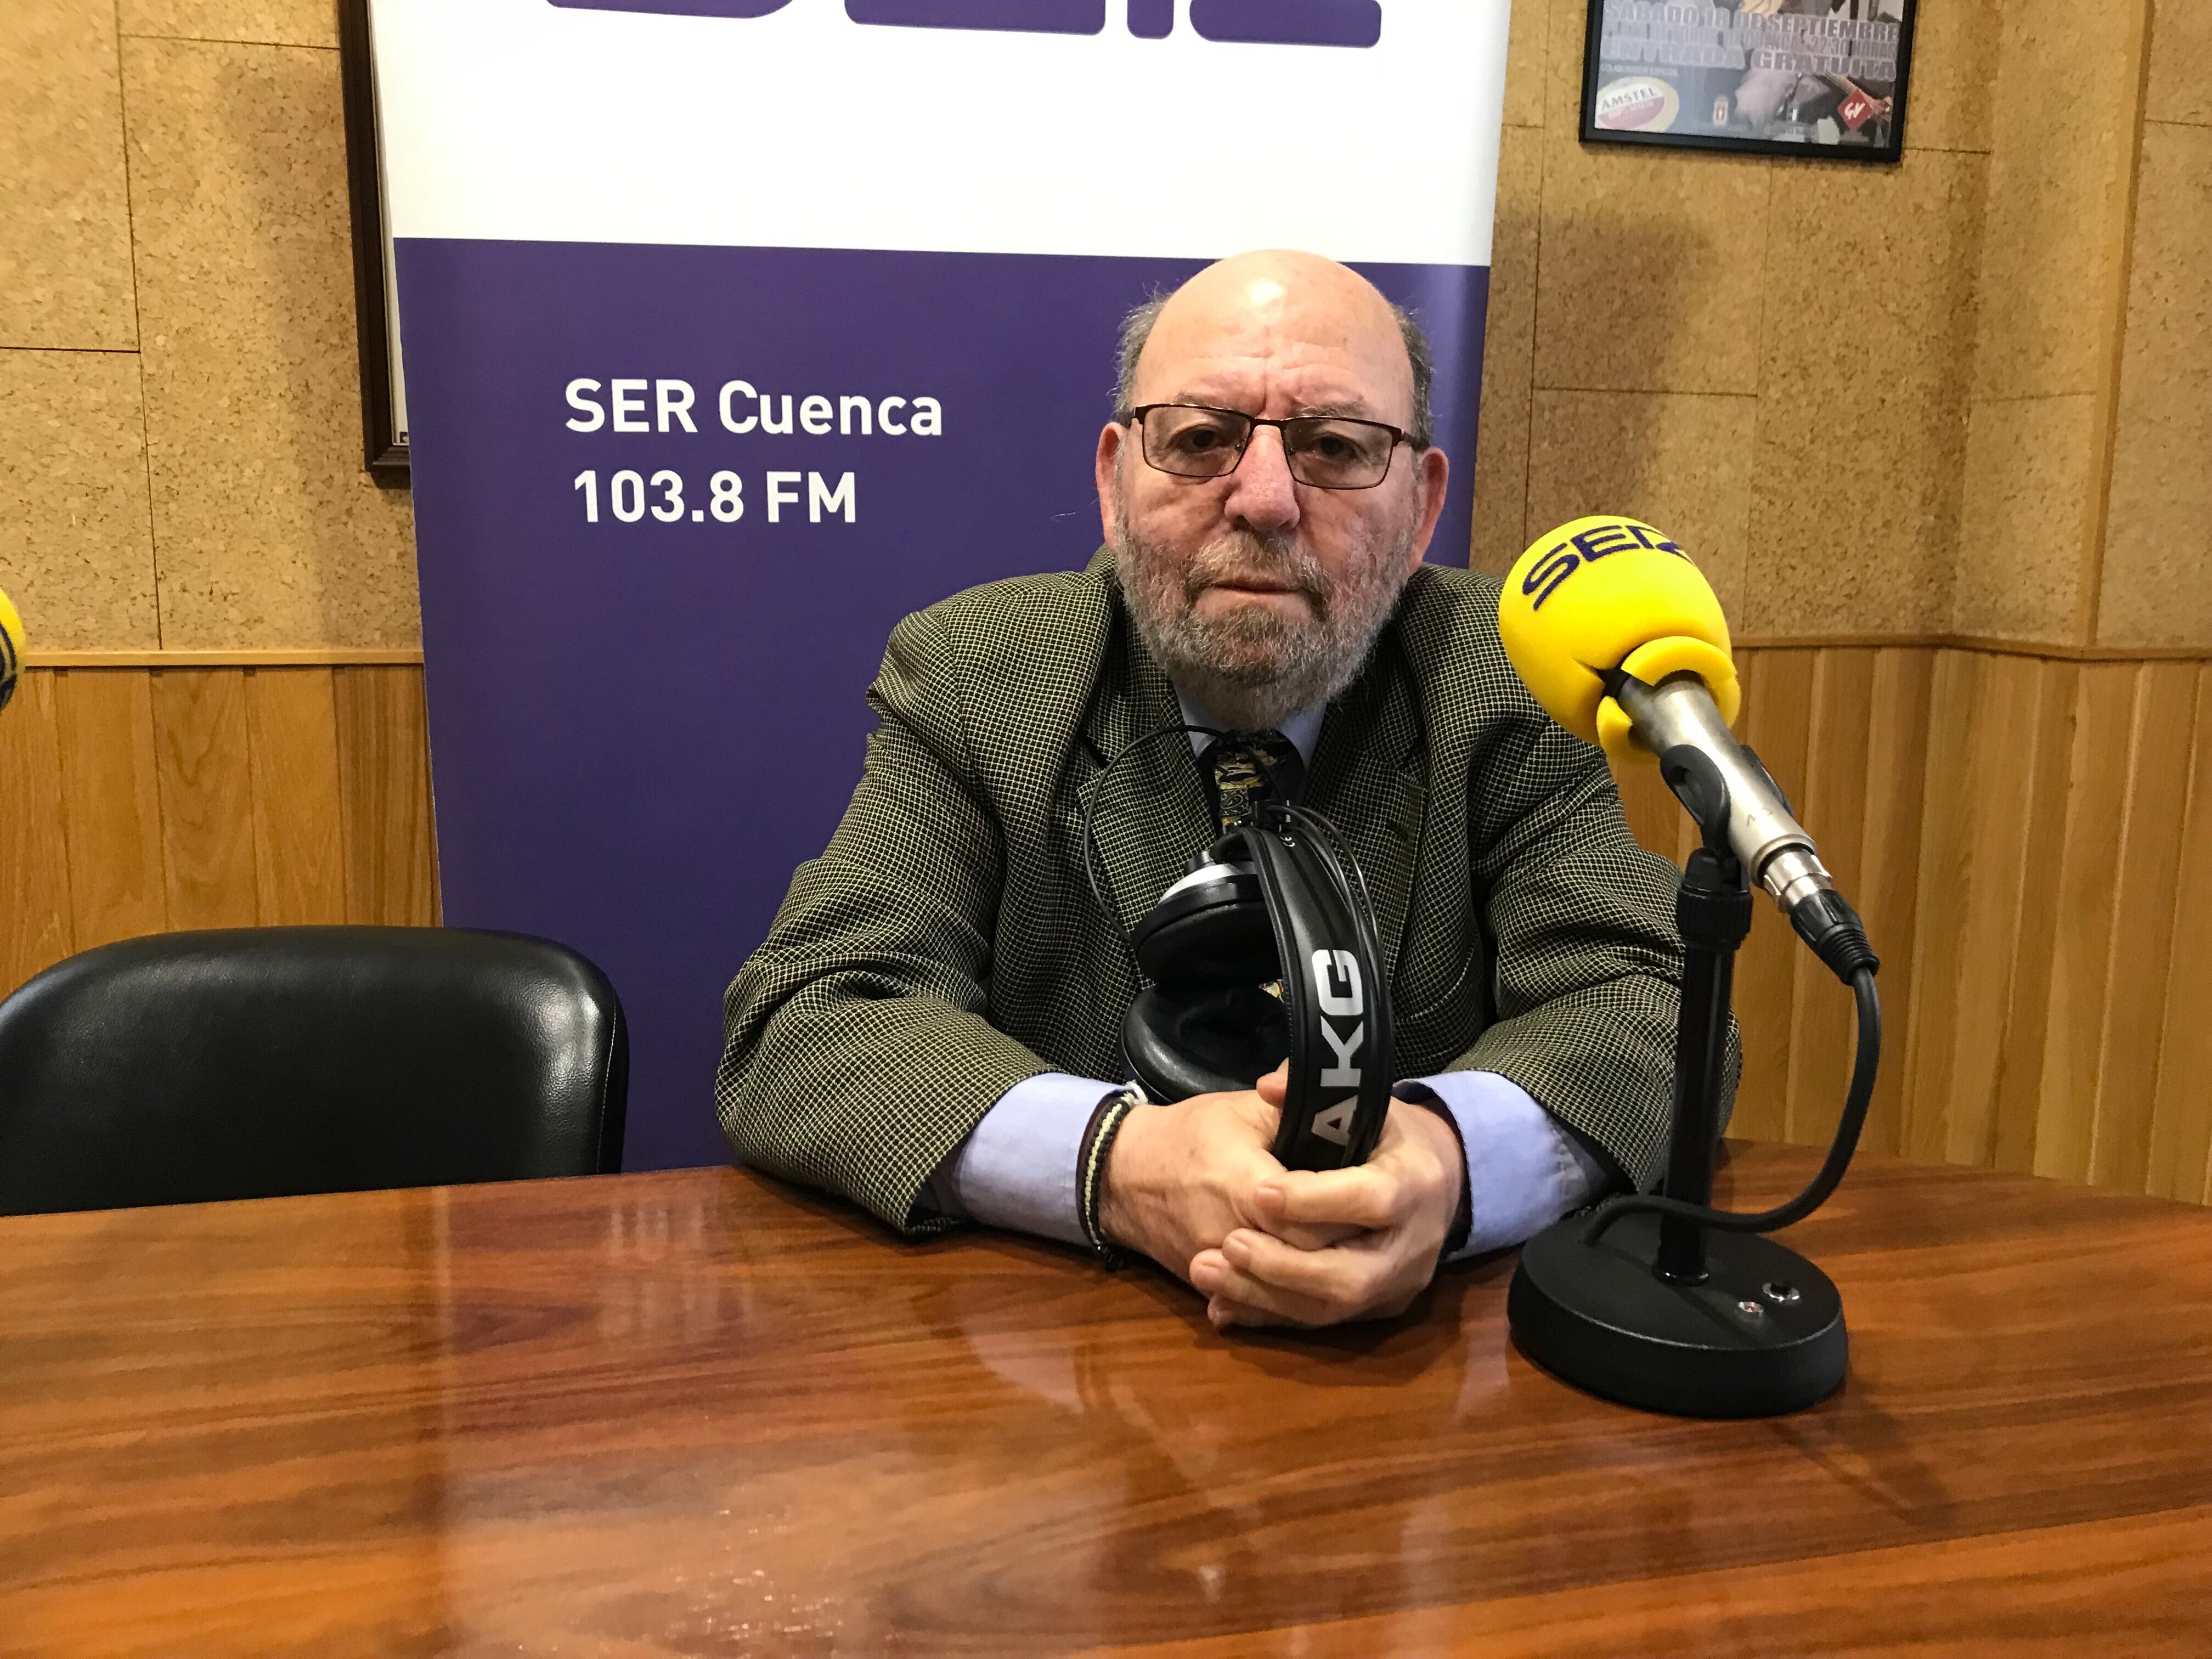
397;241;1485;1170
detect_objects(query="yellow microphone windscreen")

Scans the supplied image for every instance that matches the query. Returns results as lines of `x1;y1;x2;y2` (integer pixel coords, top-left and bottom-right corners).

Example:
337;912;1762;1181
1499;516;1739;766
0;587;21;714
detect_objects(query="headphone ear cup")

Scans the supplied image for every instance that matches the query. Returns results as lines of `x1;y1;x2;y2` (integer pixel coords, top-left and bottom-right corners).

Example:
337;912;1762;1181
1131;868;1277;994
1120;986;1289;1104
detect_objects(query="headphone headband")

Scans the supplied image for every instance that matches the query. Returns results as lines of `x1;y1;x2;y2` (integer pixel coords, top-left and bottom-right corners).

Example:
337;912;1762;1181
1229;808;1394;1170
1089;719;1395;1172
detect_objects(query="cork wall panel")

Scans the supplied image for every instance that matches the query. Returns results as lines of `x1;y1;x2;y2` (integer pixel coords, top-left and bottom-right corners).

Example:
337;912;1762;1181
2097;120;2212;650
2146;0;2212;128
121;37;419;650
1524;390;1754;617
1742;149;1984;637
1901;0;2000;156
1532;138;1772;397
0;351;160;649
119;1;338;49
1531;0;1773;396
1540;0;1592;131
1500;0;1548;132
1971;0;2145;402
1470;125;1542;575
1950;393;2097;643
1;2;137;351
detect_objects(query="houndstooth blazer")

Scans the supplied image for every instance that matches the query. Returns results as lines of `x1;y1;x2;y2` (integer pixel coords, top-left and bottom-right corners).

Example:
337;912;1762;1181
716;549;1739;1236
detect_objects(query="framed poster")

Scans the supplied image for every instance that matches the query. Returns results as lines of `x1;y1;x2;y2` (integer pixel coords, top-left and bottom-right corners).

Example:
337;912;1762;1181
338;0;409;481
1581;0;1915;161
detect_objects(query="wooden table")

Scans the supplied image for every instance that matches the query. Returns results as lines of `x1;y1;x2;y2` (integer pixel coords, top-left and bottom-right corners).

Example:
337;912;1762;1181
3;1145;2209;1657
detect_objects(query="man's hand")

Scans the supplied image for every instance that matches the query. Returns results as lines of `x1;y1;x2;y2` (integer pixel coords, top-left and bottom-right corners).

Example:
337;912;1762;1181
1098;1068;1349;1284
1188;1081;1465;1330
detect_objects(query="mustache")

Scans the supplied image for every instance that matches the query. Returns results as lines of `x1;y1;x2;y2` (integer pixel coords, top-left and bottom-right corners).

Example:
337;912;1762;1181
1181;532;1331;617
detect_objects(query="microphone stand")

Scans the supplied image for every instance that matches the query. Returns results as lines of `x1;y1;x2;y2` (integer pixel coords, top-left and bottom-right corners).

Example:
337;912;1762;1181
1506;772;1849;1418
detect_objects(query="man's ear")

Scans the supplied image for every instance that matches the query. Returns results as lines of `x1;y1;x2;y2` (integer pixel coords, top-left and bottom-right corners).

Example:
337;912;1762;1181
1095;421;1126;547
1406;445;1451;565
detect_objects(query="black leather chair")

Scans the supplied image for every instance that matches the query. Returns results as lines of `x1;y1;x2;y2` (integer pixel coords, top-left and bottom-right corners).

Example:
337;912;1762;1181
0;927;627;1216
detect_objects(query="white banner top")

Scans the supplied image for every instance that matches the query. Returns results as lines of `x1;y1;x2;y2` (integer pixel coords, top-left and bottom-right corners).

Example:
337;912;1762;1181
372;0;1509;266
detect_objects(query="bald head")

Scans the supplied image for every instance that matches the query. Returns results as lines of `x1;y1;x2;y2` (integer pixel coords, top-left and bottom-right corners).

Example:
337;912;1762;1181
1114;251;1433;448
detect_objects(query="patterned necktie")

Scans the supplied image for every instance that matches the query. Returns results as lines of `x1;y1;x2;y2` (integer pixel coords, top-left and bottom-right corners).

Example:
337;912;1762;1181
1200;730;1306;831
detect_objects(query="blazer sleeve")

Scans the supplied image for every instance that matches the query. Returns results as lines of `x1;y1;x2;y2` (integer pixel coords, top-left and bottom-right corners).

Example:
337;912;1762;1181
714;605;1052;1234
1450;714;1741;1192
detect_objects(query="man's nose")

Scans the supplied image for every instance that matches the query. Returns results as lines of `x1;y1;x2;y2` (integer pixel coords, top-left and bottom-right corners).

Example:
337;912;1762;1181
1223;424;1301;533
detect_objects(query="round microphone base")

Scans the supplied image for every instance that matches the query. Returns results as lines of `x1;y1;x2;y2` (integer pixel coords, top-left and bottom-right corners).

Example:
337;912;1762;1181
1508;1211;1845;1418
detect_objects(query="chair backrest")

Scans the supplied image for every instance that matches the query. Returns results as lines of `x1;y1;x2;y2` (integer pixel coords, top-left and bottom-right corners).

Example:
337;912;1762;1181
0;927;627;1216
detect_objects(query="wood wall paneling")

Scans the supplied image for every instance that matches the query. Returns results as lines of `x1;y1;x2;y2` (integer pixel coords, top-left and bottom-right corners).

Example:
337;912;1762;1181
2034;665;2141;1184
1904;653;2037;1170
1730;650;1817;1143
1610;641;2210;1204
1784;650;1876;1149
0;673;77;992
1987;659;2081;1177
0;665;438;1001
246;667;347;926
2;650;2208;1208
1854;648;1936;1160
334;665;438;929
2147;668;2212;1204
2087;662;2203;1191
53;669;166;951
150;668;260;931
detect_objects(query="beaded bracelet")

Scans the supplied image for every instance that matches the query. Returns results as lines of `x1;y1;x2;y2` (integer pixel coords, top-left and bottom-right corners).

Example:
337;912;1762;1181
1077;1086;1144;1267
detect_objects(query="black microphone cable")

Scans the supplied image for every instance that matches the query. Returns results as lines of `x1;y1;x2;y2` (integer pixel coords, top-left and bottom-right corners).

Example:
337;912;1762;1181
1579;967;1880;1245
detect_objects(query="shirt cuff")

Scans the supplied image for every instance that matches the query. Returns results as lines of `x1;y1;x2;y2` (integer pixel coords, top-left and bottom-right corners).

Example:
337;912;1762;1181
1395;1071;1608;1261
917;1072;1121;1249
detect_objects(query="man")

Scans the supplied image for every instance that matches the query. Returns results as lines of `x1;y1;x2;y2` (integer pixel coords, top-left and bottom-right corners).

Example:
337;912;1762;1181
718;251;1730;1330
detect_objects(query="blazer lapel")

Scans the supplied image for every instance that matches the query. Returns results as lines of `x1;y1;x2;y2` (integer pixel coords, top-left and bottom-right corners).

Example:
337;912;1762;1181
1305;625;1427;986
1075;603;1217;953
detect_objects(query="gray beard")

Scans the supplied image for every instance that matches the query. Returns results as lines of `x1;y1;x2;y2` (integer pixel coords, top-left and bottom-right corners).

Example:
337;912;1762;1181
1111;490;1417;732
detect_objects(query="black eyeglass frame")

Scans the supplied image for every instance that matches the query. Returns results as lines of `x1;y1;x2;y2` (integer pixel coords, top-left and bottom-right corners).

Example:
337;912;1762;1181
1126;402;1425;492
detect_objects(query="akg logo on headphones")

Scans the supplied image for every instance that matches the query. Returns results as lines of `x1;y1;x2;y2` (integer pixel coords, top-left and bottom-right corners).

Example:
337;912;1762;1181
549;1;1384;48
1308;948;1365;1145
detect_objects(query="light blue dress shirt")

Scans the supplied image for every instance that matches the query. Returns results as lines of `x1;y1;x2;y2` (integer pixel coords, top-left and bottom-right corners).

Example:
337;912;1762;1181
920;693;1607;1260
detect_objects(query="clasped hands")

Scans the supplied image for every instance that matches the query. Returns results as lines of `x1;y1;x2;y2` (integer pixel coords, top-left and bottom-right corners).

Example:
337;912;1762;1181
1097;1063;1465;1330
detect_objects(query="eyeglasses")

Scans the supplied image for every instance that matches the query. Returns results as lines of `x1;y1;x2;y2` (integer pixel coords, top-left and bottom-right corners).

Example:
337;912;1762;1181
1128;403;1418;491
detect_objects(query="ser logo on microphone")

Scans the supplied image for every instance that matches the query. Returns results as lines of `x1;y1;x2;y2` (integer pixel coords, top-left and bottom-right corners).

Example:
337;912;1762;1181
1308;949;1365;1146
1522;520;1686;611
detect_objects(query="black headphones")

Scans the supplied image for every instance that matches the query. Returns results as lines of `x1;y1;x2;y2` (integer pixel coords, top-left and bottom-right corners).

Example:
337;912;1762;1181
1085;728;1395;1173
